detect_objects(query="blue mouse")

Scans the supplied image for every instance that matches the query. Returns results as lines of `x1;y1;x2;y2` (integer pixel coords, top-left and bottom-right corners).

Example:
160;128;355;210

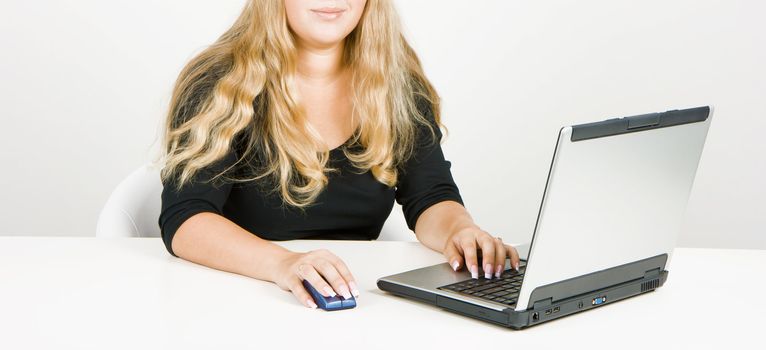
302;280;357;311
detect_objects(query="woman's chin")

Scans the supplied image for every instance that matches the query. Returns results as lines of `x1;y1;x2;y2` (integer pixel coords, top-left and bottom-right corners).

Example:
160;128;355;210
302;32;350;48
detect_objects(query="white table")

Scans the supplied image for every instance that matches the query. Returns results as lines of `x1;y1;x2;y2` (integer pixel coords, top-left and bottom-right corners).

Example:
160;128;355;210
0;238;762;349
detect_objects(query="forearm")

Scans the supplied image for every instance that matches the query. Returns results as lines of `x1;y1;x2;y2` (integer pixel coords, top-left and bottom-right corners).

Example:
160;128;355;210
171;212;291;283
414;200;477;253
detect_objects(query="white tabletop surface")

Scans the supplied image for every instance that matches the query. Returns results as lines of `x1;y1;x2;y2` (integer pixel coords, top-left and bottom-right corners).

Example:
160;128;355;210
0;237;763;349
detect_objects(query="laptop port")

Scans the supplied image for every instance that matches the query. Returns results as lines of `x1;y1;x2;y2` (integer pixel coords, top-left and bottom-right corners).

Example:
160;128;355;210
553;306;560;313
577;301;584;309
545;309;552;315
532;312;540;322
592;296;607;305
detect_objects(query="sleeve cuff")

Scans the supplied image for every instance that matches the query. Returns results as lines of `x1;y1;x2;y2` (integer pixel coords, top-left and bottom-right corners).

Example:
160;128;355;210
403;193;464;232
159;201;221;257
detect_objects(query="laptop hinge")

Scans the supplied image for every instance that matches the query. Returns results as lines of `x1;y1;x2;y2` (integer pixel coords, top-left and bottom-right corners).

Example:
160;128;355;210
644;267;661;279
532;298;553;310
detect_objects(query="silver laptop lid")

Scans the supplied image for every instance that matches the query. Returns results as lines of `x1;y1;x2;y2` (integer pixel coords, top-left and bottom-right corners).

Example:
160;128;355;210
515;107;712;311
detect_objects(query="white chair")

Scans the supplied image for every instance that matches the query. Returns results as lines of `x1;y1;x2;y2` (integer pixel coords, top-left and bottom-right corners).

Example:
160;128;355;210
96;163;415;241
96;163;163;237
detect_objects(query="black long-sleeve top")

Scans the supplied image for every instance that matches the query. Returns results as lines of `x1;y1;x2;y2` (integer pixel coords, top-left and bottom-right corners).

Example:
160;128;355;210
158;98;464;256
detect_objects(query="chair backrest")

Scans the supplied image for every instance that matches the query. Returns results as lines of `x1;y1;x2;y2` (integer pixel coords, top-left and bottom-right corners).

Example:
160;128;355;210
95;162;417;240
96;163;163;237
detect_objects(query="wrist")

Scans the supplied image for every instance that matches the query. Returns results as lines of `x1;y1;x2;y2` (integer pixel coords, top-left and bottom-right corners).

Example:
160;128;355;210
272;248;297;282
250;244;295;283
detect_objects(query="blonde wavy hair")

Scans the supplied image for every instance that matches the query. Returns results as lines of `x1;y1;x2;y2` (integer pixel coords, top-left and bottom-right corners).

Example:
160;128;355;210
161;0;443;208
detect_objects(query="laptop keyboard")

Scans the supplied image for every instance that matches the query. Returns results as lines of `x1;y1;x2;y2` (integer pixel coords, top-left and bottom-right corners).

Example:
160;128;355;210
438;263;526;306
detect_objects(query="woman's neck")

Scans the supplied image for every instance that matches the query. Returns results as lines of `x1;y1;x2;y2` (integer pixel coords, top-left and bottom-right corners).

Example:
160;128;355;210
295;40;346;83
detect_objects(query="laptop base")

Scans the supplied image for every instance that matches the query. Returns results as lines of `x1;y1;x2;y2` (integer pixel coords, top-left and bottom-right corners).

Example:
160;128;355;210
378;269;668;329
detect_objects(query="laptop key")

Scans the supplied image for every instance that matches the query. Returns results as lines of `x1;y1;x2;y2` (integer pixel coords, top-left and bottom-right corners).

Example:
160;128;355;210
438;271;525;297
470;284;500;293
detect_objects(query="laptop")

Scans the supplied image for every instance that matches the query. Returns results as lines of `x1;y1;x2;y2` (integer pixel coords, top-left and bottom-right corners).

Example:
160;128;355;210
378;106;712;329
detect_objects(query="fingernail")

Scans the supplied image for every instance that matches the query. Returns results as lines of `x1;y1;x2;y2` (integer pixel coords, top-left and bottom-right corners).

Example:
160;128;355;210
451;260;459;271
349;281;360;297
470;265;478;279
323;286;337;297
495;265;503;278
339;284;352;299
514;262;520;272
484;264;493;279
307;299;317;309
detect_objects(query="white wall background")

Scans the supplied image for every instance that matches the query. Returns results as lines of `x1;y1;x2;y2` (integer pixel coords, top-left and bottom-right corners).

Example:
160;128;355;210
0;0;763;249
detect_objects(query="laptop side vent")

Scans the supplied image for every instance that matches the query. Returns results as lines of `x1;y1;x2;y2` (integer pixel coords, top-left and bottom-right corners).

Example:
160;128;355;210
641;279;660;292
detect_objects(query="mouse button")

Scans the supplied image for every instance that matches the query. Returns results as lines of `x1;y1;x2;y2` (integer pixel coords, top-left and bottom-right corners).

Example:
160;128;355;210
324;296;344;309
341;297;357;308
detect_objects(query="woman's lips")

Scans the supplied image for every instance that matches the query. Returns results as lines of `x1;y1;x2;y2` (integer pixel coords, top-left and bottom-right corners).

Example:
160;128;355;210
311;8;347;20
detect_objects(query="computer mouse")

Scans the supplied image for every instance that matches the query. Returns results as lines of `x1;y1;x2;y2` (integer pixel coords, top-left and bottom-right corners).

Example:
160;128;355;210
302;279;356;311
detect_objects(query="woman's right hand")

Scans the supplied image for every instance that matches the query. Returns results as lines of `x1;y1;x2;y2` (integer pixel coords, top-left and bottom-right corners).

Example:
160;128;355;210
273;249;360;308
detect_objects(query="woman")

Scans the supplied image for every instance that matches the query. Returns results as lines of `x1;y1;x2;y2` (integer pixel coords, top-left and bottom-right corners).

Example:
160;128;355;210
159;0;520;309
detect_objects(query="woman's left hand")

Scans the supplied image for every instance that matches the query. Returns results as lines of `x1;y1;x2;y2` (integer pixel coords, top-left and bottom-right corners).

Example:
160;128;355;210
443;225;520;279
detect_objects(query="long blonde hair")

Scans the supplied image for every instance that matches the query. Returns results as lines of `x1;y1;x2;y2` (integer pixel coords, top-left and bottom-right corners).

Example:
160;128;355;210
161;0;442;208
